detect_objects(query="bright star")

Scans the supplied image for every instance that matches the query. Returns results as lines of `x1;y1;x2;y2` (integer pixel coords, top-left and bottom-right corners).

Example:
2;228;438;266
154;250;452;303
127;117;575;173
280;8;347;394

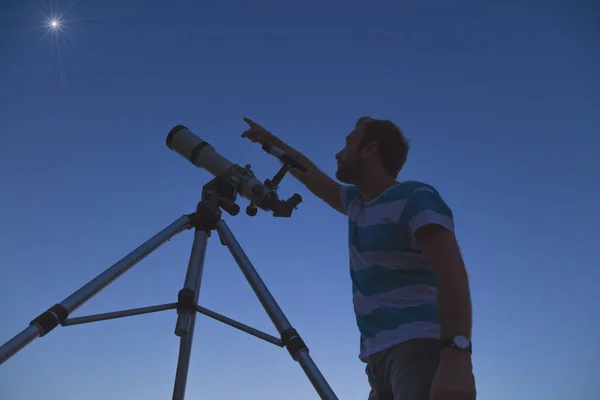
50;19;60;29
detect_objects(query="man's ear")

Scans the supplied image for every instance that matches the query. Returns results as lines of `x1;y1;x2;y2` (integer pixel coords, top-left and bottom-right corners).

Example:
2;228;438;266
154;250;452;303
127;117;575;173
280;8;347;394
360;141;379;157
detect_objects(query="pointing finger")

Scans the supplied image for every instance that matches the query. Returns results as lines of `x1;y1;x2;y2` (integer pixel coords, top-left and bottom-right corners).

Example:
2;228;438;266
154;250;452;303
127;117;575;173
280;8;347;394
243;117;259;127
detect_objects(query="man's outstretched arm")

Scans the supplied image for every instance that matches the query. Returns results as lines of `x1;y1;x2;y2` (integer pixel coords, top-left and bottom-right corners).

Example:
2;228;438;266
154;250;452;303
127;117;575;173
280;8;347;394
242;117;346;214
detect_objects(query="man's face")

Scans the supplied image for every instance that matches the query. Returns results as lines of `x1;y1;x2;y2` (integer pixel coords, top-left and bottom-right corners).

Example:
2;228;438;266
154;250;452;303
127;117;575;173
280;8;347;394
335;128;366;184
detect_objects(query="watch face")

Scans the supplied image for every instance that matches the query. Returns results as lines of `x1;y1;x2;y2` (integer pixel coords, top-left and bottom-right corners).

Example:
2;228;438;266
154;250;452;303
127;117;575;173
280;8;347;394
453;336;471;349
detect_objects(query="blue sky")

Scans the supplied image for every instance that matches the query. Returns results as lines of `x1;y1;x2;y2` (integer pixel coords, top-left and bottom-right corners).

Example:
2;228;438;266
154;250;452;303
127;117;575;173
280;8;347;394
1;1;599;399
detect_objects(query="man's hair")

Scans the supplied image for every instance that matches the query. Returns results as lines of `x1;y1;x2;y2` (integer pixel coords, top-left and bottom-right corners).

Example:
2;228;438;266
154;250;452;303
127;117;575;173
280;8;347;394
355;116;410;177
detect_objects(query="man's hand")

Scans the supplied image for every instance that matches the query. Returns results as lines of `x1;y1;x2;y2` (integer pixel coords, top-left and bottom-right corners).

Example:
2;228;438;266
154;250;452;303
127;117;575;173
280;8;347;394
242;117;273;144
430;350;476;400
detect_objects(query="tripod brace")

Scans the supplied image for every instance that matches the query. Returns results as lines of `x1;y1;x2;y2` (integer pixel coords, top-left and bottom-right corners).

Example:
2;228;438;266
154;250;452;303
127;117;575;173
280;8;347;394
0;177;339;400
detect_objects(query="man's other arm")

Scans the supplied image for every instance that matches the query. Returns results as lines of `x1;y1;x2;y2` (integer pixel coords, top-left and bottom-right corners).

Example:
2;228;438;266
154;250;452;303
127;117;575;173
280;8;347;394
417;224;472;341
405;188;472;341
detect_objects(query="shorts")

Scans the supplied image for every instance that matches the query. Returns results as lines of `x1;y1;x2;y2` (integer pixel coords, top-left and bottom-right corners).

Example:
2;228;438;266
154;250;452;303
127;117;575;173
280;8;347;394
365;338;440;400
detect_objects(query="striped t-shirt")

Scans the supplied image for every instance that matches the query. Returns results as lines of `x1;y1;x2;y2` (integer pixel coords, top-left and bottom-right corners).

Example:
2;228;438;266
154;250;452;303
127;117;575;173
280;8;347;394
340;181;454;361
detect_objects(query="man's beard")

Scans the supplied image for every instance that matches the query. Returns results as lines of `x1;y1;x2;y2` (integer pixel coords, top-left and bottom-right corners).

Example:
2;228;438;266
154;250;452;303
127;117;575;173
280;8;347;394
335;162;358;184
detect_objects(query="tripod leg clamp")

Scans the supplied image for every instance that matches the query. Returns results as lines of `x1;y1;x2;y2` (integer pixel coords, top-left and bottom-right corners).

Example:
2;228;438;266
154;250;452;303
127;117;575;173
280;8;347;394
30;304;69;336
177;288;197;312
281;328;308;360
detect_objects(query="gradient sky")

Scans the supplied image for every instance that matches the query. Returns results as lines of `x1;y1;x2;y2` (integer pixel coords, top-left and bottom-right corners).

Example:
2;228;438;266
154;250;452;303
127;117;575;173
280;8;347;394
1;1;599;399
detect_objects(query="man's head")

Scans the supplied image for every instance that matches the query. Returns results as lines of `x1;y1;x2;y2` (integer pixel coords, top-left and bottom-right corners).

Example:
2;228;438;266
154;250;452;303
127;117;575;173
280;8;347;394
335;117;410;185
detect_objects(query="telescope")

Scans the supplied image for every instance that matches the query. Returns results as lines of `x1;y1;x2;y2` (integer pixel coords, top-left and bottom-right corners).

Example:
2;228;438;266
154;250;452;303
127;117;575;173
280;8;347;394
166;125;306;217
0;123;339;400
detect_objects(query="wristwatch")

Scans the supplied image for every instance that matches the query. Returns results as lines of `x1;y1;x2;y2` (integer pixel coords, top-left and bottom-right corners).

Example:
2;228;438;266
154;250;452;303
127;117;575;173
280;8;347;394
441;335;472;353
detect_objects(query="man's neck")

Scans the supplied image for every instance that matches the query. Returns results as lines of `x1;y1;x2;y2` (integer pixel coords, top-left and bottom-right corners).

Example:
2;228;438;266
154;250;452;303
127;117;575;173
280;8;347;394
354;176;400;203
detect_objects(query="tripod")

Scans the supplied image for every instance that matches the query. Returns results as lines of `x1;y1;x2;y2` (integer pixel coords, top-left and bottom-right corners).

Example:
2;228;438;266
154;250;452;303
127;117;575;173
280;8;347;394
0;177;339;400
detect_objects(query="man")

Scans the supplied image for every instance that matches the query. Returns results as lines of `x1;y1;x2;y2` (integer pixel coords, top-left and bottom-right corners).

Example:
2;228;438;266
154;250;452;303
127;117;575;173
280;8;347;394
242;117;476;400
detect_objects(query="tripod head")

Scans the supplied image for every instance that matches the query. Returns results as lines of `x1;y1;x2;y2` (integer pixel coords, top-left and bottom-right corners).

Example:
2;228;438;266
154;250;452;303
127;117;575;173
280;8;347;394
167;125;303;218
199;174;302;218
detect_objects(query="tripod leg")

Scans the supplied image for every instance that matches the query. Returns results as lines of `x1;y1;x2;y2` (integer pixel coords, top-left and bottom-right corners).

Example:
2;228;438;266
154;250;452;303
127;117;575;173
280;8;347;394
173;312;198;400
172;228;209;400
215;220;338;400
0;215;191;365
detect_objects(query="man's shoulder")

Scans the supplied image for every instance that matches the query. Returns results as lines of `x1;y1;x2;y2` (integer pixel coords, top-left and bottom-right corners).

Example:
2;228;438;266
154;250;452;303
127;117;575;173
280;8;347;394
400;180;453;220
372;180;439;205
375;181;451;222
400;180;440;195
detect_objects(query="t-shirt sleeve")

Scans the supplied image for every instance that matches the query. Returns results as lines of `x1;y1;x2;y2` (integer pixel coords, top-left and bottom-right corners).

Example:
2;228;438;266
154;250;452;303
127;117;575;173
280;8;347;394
403;186;454;247
340;185;360;214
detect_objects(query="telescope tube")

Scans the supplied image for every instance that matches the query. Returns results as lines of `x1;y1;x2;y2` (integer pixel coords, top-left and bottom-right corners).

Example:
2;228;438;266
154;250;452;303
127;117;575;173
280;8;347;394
166;125;278;210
